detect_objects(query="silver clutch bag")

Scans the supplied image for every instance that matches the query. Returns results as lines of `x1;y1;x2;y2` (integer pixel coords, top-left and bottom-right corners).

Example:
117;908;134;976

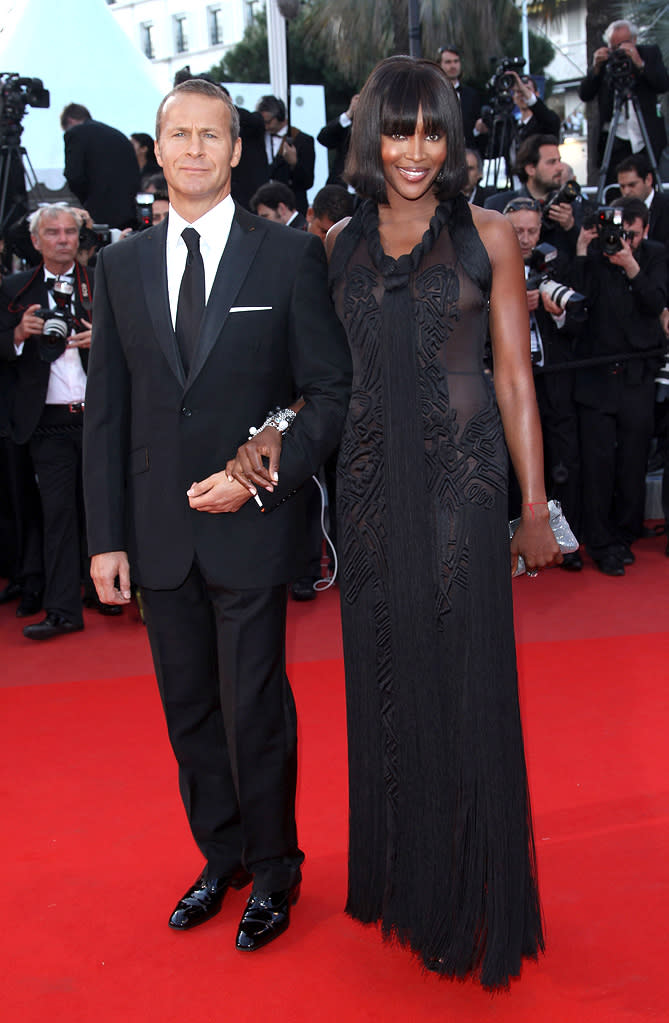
509;499;579;577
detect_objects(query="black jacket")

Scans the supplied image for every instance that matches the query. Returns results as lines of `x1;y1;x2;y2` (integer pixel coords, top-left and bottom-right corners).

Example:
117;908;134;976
267;128;315;215
0;263;93;443
64;120;141;228
83;205;351;591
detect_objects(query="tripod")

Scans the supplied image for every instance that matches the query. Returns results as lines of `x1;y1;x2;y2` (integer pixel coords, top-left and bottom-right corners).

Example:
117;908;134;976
596;84;665;202
482;102;517;191
0;132;43;234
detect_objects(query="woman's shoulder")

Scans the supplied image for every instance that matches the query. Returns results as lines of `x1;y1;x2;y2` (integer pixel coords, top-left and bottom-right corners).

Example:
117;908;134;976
470;204;519;263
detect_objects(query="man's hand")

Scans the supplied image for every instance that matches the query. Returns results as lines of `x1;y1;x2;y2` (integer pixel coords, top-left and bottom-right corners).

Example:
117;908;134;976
68;317;92;349
510;71;534;105
345;94;360;120
616;40;644;69
187;472;252;513
90;551;132;605
606;236;639;278
576;225;597;256
547;201;575;232
541;292;563;317
593;46;610;72
279;138;297;167
14;304;44;345
526;288;541;313
661;307;669;337
225;426;283;494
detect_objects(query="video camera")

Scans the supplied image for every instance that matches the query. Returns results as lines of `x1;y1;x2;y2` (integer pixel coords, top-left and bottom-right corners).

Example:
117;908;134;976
526;242;587;320
0;73;49;143
480;56;527;127
605;47;637;94
35;277;75;363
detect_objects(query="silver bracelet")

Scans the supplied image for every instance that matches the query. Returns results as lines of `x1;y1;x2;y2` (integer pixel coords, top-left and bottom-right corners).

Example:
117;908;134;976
248;407;297;439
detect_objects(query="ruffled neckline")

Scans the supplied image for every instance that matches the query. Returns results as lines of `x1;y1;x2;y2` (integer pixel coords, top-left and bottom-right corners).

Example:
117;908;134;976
361;198;456;283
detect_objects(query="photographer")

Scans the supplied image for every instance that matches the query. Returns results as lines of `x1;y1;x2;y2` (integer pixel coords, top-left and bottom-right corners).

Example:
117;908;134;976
510;72;561;149
579;20;669;181
0;203;114;638
504;196;584;568
486;135;581;259
256;95;315;216
572;196;667;574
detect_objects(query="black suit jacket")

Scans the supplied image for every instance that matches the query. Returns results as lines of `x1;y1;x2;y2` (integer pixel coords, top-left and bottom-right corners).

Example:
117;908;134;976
571;237;667;410
268;128;315;215
579;44;669;162
456;83;482;149
317;116;351;188
648;191;669;289
83;205;351;591
0;264;93;444
231;108;269;211
64;120;141;228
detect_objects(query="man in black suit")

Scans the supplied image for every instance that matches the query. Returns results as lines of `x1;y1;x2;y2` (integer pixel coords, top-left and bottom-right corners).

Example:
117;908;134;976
579;20;669;180
463;148;495;207
0;204;97;638
571;196;667;575
256;96;315;216
83;79;351;950
250;182;307;230
616;153;669;267
438;46;482;150
61;103;141;229
317;94;358;188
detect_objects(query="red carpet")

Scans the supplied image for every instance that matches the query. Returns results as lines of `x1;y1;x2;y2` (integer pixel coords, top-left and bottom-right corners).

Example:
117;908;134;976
2;538;668;1022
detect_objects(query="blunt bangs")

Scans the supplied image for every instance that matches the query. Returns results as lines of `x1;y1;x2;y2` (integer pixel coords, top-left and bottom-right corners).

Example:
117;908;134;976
346;56;467;204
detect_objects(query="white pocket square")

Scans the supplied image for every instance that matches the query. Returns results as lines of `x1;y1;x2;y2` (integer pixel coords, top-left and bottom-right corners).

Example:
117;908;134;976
229;306;273;313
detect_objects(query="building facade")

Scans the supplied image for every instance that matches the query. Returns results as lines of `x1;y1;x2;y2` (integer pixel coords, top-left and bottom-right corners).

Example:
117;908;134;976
105;0;254;91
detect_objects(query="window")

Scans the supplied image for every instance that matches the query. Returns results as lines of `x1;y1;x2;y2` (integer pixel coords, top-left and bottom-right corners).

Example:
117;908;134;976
208;6;223;46
141;23;155;60
174;15;189;54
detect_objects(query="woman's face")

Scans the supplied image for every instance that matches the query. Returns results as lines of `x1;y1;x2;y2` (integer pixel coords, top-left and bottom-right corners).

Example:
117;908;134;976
380;108;447;204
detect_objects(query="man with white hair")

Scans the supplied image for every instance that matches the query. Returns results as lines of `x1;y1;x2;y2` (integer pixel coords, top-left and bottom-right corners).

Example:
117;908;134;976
0;203;106;639
579;19;669;180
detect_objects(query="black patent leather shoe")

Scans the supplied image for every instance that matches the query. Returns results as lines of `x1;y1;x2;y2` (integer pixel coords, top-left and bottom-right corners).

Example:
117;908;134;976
612;543;635;566
559;551;583;572
169;867;252;930
16;590;43;617
236;883;300;951
23;612;84;640
290;577;317;602
0;581;21;604
595;554;625;577
83;594;123;616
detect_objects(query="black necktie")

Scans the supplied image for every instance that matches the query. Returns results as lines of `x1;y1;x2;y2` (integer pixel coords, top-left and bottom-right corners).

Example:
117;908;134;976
175;227;205;375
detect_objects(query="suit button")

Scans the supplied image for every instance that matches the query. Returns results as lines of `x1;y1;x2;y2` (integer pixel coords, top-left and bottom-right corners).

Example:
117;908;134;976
181;407;192;417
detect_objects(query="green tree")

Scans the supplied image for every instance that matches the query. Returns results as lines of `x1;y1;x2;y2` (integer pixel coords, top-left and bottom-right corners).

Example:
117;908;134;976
208;9;357;121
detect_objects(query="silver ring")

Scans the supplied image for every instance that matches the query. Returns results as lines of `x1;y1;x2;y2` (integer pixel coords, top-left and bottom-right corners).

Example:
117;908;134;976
526;569;539;578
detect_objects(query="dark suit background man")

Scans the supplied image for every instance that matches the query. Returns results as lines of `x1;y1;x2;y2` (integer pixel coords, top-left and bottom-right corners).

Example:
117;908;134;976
438;46;482;150
83;79;351;949
0;204;96;637
250;182;307;230
61;103;141;229
317;94;358;188
256;95;315;215
579;20;669;180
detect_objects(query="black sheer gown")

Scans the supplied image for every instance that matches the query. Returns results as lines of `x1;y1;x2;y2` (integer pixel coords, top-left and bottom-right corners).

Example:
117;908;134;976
329;195;544;990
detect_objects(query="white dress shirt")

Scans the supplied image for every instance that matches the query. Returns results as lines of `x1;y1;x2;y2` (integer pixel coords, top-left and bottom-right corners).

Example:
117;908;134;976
165;194;235;330
17;265;88;405
264;123;287;164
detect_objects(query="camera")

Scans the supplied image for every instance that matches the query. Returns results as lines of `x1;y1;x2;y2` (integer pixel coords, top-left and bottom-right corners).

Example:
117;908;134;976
79;223;112;253
135;192;155;231
526;242;587;320
489;57;526;100
35;277;75;363
542;179;582;224
0;73;49;143
586;206;628;255
605;47;636;93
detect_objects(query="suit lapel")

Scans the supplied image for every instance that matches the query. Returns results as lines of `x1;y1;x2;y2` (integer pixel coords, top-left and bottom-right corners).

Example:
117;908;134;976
138;219;186;387
187;207;265;389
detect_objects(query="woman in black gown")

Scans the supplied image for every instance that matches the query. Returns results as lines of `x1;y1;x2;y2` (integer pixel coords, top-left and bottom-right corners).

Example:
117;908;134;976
227;56;560;990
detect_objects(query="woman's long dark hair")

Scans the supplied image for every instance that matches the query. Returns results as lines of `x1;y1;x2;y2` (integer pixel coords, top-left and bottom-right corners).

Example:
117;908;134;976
345;55;467;204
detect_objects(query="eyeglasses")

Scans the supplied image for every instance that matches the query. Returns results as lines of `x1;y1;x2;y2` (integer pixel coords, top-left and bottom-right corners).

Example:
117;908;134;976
502;197;542;214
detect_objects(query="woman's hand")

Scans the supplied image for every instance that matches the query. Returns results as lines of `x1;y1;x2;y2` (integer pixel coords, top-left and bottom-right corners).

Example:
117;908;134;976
510;506;562;576
225;426;283;496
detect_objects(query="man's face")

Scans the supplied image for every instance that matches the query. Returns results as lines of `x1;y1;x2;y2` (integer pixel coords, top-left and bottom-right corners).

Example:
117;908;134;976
610;26;635;50
512;77;537;112
527;144;563;196
622;215;646;252
155;93;241;212
152;199;169;225
32;212;80;272
259;110;284;134
440;50;461;82
255;202;291;224
465;153;482;194
307;212;335;243
617;170;653;200
507;209;542;260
